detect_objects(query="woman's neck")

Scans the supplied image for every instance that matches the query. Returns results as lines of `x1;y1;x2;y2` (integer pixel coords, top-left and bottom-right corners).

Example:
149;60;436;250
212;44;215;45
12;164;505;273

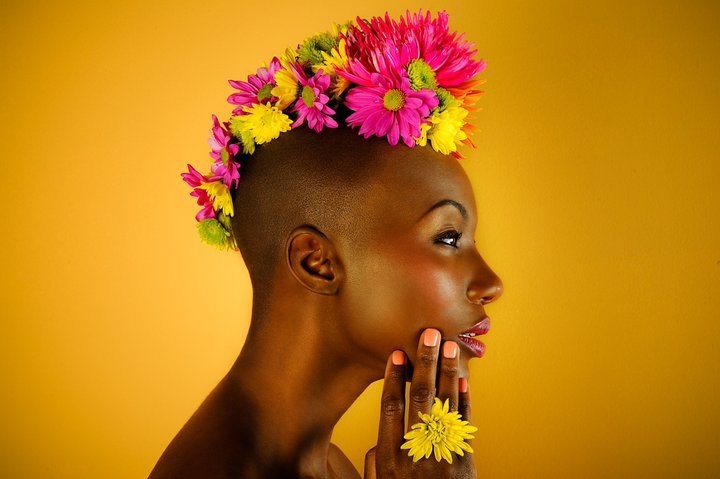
228;308;378;477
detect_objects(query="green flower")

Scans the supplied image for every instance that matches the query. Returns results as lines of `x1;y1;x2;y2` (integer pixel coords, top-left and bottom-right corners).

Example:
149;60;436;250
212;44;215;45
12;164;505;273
197;218;232;250
298;32;338;66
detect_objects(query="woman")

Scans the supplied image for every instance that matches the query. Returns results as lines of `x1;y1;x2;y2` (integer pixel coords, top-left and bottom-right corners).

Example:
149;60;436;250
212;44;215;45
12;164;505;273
151;11;502;478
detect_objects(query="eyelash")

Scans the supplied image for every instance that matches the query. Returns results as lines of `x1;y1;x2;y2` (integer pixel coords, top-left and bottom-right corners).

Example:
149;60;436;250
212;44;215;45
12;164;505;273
434;229;462;248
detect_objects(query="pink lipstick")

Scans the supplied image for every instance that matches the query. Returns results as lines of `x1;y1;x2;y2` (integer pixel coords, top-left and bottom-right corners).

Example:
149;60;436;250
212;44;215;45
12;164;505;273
458;317;490;358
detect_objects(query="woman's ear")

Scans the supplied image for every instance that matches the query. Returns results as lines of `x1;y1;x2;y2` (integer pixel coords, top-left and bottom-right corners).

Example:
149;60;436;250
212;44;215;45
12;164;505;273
286;226;344;295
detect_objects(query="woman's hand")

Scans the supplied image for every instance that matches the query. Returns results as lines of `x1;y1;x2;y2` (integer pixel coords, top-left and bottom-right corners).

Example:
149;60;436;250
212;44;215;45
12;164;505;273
364;328;477;479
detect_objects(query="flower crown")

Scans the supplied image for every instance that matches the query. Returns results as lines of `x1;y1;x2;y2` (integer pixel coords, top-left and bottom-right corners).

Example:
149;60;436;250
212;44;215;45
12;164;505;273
183;10;486;250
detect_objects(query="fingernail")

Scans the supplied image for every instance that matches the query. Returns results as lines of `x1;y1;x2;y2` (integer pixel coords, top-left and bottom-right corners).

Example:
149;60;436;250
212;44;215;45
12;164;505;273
423;329;440;347
443;341;458;359
392;350;405;365
459;377;468;393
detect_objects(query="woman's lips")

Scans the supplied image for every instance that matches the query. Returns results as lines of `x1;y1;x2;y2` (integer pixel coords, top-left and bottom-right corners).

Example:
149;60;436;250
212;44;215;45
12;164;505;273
458;317;490;358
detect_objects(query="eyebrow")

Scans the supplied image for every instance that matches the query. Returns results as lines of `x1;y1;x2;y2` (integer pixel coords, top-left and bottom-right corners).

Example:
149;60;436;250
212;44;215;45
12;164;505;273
420;199;469;221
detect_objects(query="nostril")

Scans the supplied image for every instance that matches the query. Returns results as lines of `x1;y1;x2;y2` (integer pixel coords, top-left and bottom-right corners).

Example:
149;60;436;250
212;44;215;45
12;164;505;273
481;283;503;305
467;277;503;305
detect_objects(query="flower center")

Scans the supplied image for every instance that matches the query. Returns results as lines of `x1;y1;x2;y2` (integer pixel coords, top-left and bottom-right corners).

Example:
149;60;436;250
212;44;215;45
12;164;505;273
434;87;457;112
301;85;317;108
383;89;406;111
407;59;437;91
257;83;274;103
428;420;448;444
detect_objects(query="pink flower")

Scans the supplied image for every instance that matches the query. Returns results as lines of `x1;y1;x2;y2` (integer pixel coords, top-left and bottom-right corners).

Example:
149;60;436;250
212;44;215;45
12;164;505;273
207;115;241;189
181;164;218;221
290;69;338;132
344;10;485;89
340;60;438;147
227;58;282;114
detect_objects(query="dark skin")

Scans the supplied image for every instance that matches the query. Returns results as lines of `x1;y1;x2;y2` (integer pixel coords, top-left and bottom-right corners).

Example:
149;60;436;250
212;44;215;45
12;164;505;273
150;127;502;478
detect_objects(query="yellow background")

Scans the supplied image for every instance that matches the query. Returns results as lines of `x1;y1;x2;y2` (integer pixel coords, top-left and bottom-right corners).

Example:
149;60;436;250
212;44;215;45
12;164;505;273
1;0;719;477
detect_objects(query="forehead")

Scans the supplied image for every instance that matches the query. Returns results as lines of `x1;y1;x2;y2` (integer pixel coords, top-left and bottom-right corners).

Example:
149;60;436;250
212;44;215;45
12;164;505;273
361;146;477;229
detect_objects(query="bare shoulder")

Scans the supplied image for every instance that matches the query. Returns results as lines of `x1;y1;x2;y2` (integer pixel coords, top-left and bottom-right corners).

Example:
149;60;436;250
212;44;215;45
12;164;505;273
149;382;258;478
328;443;361;479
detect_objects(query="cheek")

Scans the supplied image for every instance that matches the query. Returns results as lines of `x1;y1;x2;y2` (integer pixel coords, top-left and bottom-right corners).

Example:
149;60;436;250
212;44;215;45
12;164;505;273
400;260;458;320
342;251;464;360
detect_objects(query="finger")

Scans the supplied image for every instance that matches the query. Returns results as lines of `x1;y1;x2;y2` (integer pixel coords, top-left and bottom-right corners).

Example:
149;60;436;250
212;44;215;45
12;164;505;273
376;350;407;468
363;448;377;479
458;377;476;453
458;377;472;423
407;328;441;430
437;341;460;411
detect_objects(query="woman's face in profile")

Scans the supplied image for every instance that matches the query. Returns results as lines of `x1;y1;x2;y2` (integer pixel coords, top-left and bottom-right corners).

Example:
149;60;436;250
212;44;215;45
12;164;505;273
336;147;503;378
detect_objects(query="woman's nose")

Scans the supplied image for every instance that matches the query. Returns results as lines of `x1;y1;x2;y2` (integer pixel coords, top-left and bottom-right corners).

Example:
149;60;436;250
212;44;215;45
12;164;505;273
466;255;503;305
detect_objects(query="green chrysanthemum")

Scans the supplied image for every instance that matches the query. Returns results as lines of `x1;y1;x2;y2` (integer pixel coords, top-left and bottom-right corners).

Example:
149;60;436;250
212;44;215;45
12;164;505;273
197;218;232;250
298;32;338;66
401;397;477;464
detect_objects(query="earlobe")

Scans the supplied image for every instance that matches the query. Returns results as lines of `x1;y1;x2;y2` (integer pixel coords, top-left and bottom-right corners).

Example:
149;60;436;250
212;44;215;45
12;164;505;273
287;227;343;295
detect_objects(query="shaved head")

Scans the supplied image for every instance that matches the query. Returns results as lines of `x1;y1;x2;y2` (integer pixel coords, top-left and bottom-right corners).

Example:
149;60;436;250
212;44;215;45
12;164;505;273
231;126;386;293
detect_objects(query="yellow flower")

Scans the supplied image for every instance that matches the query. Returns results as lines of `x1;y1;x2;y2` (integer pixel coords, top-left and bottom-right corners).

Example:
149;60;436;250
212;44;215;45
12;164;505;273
416;121;432;148
271;48;301;110
229;103;292;154
197;180;234;217
401;397;477;464
318;37;350;98
423;105;469;155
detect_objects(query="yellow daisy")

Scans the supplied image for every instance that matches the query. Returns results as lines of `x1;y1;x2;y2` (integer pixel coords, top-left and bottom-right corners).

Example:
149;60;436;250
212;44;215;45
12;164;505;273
318;37;351;98
197;180;234;217
229;103;293;154
418;105;470;155
401;397;477;464
271;47;301;110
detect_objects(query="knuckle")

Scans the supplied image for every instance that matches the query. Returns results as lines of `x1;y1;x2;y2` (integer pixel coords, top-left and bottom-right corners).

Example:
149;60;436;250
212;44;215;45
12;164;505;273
416;350;437;368
441;362;458;378
409;386;435;406
380;395;404;418
388;366;405;382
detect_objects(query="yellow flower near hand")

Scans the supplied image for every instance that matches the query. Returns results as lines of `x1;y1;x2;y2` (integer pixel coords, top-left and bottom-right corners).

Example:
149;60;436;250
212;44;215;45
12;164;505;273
401;397;477;464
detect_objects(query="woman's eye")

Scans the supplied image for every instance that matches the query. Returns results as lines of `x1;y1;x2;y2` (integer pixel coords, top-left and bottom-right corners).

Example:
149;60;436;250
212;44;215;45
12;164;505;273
435;230;462;247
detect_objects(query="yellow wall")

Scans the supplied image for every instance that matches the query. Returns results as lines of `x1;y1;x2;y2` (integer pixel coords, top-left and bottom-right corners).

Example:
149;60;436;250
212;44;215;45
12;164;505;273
1;0;718;477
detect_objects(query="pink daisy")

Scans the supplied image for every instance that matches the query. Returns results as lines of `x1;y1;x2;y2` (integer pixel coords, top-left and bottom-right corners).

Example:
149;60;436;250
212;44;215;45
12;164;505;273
344;10;485;89
290;69;338;133
340;60;438;147
227;57;282;114
207;115;241;189
181;164;218;221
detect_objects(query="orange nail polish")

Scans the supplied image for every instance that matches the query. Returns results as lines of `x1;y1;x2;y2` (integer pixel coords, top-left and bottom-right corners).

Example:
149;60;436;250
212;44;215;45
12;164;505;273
443;341;458;359
459;377;469;393
423;329;440;347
